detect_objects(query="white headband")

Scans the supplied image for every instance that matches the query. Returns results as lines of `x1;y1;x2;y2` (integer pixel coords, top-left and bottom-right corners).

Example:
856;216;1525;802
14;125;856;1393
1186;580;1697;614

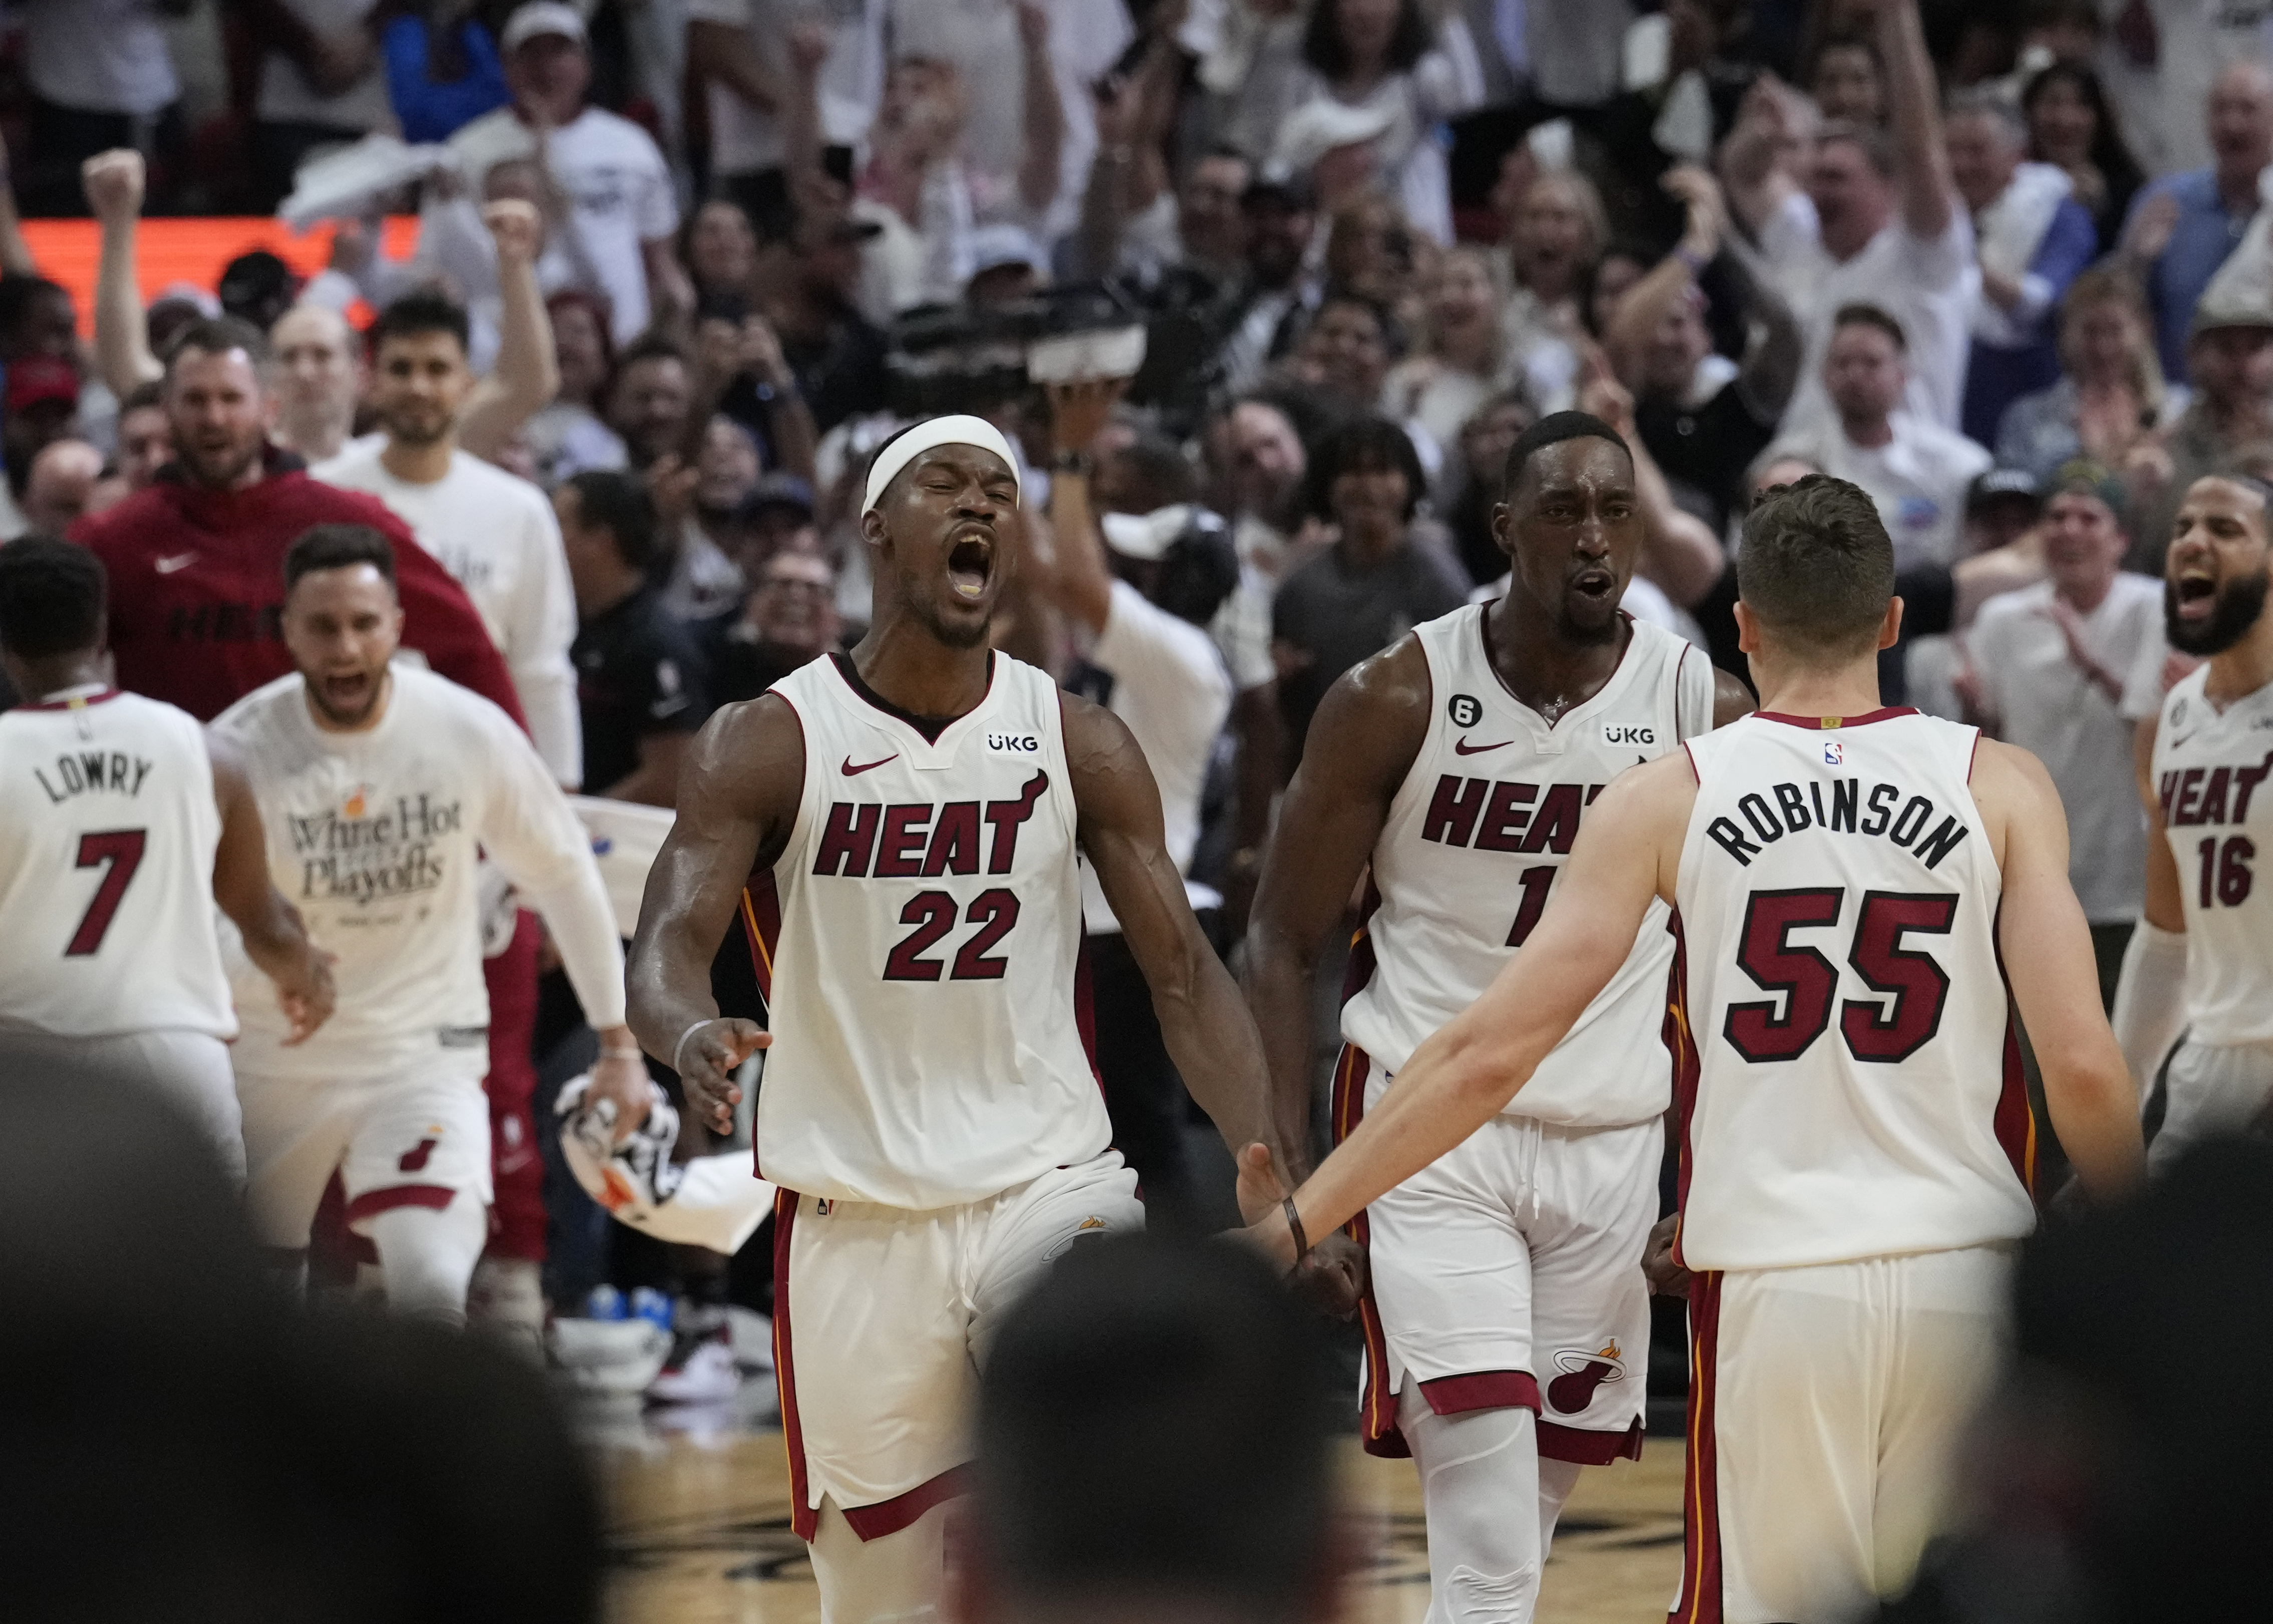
862;415;1023;515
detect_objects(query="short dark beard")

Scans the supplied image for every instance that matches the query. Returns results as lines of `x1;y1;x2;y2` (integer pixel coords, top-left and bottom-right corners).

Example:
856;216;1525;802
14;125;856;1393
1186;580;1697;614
181;439;264;490
2166;567;2271;655
908;594;991;649
1556;599;1624;646
382;411;451;449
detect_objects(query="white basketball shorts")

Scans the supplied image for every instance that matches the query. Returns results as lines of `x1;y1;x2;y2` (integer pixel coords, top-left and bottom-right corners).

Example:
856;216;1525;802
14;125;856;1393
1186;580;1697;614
1333;1044;1659;1464
772;1151;1144;1542
2153;1037;2273;1171
0;1026;242;1183
235;1047;493;1248
1670;1243;2013;1624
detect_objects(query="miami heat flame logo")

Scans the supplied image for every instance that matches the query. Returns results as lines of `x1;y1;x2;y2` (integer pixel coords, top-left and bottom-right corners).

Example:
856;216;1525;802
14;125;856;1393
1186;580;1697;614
1546;1340;1625;1414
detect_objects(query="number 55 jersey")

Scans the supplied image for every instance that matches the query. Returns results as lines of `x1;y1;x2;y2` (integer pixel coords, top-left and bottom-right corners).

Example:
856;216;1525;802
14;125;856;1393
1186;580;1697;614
752;653;1108;1210
1674;709;2035;1272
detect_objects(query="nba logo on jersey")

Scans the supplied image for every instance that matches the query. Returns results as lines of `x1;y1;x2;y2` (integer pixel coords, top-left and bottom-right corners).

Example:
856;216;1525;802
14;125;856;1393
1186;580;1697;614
1824;739;1844;766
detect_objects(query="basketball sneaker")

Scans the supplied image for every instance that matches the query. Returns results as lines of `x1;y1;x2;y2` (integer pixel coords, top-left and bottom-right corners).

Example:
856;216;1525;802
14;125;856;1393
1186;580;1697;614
647;1306;740;1405
468;1255;547;1361
557;1072;685;1221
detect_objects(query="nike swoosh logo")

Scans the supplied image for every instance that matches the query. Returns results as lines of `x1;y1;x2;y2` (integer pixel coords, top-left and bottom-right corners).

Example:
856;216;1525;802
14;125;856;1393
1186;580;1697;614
1453;737;1514;755
841;753;899;776
155;553;198;574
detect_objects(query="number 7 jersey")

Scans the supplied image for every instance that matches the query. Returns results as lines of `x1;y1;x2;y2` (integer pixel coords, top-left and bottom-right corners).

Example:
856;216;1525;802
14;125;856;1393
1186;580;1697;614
2149;665;2273;1045
749;653;1109;1210
1673;709;2036;1271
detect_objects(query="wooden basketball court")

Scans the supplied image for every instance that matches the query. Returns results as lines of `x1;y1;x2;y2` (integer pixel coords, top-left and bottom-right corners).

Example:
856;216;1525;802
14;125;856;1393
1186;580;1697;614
595;1395;1686;1623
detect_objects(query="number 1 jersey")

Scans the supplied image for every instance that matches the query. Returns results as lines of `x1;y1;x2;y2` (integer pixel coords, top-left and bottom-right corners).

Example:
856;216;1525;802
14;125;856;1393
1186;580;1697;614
1340;608;1714;1127
1673;709;2034;1271
2149;666;2273;1045
0;689;231;1039
751;654;1108;1210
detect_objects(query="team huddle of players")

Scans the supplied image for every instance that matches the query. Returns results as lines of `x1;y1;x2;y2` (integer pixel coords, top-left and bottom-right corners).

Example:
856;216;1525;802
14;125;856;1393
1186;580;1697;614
5;400;2269;1624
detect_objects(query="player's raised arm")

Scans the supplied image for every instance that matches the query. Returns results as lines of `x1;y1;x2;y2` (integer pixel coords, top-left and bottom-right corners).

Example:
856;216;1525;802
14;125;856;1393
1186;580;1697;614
204;728;335;1045
1065;694;1299;1217
1974;739;2146;1197
626;695;802;1131
1249;751;1694;1264
1242;643;1431;1176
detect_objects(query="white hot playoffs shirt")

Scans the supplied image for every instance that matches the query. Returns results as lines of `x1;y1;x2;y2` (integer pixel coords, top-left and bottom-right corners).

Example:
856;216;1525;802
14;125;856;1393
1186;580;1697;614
2150;667;2273;1046
314;441;582;785
1674;709;2035;1271
751;654;1109;1209
1341;609;1714;1127
210;667;625;1069
0;689;232;1039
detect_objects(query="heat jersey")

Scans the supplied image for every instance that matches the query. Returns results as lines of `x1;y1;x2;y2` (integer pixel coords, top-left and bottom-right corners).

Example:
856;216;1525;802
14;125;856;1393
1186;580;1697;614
1674;709;2035;1271
210;665;621;1067
0;688;232;1039
2150;667;2273;1045
751;653;1108;1210
1341;609;1714;1126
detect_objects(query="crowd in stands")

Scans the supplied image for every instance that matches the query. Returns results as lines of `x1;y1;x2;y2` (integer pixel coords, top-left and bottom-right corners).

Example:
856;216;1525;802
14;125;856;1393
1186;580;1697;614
6;0;2273;1263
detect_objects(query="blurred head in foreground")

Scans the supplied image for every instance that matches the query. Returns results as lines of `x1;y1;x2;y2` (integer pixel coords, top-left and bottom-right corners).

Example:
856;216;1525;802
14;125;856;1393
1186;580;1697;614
0;1049;601;1623
952;1235;1341;1624
1887;1137;2273;1623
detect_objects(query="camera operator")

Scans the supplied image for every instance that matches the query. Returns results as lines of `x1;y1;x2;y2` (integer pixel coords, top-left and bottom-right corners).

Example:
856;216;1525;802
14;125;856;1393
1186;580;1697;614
1027;377;1239;1232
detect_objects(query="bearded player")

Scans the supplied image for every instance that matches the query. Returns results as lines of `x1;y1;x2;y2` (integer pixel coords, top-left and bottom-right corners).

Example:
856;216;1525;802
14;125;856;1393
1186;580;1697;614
627;415;1334;1624
1245;474;2141;1622
1245;412;1752;1622
212;524;646;1326
2116;474;2273;1166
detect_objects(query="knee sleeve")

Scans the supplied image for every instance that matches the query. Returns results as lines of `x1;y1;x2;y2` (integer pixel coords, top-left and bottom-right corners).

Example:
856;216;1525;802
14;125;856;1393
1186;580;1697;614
364;1197;489;1327
1537;1457;1582;1551
808;1500;945;1624
1398;1385;1546;1624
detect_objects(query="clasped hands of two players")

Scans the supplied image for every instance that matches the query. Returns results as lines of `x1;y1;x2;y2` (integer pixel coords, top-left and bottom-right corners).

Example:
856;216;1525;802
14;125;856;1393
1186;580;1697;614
1234;1143;1366;1319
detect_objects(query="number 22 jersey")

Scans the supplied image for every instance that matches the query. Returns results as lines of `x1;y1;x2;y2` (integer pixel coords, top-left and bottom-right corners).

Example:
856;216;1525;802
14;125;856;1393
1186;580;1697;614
751;653;1108;1210
1674;709;2035;1272
2150;666;2273;1046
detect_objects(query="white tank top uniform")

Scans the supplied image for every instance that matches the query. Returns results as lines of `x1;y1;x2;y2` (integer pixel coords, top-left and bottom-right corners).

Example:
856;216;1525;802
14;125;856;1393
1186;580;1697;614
753;653;1111;1211
1674;708;2035;1272
1333;609;1712;1463
0;688;232;1040
1342;608;1714;1126
2146;668;2273;1155
754;652;1144;1543
1669;708;2035;1624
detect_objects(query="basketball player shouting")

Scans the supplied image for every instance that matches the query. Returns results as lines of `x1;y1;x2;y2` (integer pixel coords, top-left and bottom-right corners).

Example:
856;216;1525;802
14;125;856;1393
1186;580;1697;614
1245;474;2143;1623
1245;412;1752;1622
2116;474;2273;1165
0;538;334;1176
213;524;643;1326
627;415;1326;1624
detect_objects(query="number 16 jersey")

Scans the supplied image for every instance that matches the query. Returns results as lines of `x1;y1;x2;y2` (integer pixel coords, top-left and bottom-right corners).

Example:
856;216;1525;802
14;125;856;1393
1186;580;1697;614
753;653;1108;1211
2149;666;2273;1046
1674;709;2034;1272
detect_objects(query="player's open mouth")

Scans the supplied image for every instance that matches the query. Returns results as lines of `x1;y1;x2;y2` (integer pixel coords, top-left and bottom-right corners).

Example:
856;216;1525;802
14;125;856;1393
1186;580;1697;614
2175;571;2218;621
323;673;372;707
948;535;993;601
1571;569;1615;603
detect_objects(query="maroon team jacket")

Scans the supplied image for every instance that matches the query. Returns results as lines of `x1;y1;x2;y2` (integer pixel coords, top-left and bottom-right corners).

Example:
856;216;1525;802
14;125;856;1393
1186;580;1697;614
69;449;525;727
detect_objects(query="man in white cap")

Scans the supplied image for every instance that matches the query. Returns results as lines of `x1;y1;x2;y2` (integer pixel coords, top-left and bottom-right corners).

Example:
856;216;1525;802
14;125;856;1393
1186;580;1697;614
626;413;1349;1622
449;2;692;345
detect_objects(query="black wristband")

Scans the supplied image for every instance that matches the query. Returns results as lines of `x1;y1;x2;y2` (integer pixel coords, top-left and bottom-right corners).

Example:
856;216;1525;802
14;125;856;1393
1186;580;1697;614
1051;448;1094;476
1282;1195;1309;1267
